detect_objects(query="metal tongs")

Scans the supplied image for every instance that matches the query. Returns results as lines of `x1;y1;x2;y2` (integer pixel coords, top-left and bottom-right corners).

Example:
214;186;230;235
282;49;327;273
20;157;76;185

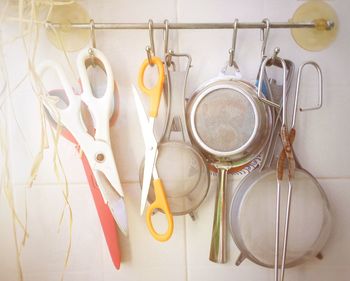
259;55;323;281
275;61;323;281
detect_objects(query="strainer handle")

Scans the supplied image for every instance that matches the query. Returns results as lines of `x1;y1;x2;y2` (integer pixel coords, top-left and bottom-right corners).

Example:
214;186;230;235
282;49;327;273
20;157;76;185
209;167;228;263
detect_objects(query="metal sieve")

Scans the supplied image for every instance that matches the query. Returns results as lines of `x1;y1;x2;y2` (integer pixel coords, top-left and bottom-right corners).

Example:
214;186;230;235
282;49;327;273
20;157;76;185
229;61;331;273
186;63;272;263
140;53;209;217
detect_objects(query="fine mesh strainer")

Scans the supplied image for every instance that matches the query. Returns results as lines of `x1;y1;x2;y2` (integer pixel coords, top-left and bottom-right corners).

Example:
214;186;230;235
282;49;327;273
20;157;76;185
140;53;209;217
186;64;272;263
229;61;331;273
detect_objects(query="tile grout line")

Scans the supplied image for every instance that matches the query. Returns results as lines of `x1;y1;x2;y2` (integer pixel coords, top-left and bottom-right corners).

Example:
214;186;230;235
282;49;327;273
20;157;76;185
183;216;189;281
10;176;350;188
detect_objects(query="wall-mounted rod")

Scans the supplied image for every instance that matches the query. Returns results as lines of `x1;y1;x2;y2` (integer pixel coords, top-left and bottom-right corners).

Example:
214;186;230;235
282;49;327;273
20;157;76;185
47;20;335;30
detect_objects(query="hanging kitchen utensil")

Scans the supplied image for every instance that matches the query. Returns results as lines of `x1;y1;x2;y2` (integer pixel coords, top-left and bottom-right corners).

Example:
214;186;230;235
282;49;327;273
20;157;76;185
275;61;326;281
37;48;128;238
41;32;122;268
290;1;338;51
229;61;331;271
132;85;173;242
186;50;272;262
229;49;295;269
45;86;121;269
140;52;209;218
46;2;90;52
139;20;167;216
135;28;174;240
133;21;174;242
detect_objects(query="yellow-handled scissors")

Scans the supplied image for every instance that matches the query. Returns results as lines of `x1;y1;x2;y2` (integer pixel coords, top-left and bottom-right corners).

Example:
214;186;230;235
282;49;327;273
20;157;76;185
138;57;165;216
133;56;173;241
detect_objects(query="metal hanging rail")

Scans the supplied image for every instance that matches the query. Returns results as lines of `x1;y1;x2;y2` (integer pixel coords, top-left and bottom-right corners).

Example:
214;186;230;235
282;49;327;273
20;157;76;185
47;20;335;30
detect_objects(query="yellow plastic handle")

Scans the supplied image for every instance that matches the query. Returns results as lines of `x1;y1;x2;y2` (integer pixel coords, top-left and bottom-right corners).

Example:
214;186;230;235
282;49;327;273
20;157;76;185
146;178;174;242
137;56;165;118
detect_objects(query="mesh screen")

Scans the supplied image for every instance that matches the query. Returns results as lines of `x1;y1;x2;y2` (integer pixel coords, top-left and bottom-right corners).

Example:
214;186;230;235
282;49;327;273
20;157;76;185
194;88;255;152
146;142;209;214
230;170;330;266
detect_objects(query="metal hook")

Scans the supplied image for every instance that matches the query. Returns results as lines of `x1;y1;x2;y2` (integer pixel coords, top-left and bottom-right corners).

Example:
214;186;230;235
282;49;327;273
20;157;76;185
291;61;323;128
163;19;169;56
257;50;287;110
146;19;155;65
163;19;173;67
228;19;239;67
261;18;271;58
90;19;96;49
89;19;97;66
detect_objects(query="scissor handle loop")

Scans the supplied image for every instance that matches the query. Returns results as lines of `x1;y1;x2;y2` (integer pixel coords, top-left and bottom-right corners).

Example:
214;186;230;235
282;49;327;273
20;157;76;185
37;61;82;126
77;48;114;104
146;179;174;242
37;61;74;99
138;56;165;118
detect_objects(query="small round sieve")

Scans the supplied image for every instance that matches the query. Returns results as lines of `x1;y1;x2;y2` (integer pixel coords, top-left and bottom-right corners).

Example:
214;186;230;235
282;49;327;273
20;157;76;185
140;141;209;216
140;53;209;217
229;60;331;270
186;65;272;263
229;168;331;268
189;83;259;162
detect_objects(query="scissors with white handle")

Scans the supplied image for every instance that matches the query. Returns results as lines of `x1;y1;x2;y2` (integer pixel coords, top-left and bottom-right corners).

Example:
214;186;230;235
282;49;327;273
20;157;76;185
37;48;128;236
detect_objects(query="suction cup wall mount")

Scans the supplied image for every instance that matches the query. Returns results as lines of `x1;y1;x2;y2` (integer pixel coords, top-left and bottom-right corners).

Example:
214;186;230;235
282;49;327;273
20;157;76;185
46;2;90;52
290;1;338;51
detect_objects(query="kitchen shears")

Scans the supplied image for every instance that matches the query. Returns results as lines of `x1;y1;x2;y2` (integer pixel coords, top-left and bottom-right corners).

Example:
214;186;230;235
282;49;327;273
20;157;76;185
134;56;173;241
37;48;128;237
44;86;122;269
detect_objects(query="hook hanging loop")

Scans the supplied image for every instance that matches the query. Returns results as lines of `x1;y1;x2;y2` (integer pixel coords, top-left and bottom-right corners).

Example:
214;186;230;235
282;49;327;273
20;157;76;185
163;19;173;67
163;19;169;56
228;19;239;67
261;18;271;58
89;19;97;66
90;19;96;48
291;61;323;127
146;19;155;65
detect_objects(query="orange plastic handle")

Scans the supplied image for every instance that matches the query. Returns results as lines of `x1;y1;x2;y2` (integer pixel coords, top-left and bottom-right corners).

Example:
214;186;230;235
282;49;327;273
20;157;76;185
137;56;165;118
146;178;174;242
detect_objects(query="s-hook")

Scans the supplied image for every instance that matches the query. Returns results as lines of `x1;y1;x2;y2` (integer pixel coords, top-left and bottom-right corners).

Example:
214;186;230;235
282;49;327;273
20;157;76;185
89;19;97;67
146;19;155;66
228;19;239;67
261;18;271;58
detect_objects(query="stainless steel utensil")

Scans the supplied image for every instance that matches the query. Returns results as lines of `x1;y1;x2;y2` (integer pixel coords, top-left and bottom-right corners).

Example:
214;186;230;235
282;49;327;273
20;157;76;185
140;52;210;217
229;61;331;272
277;61;325;281
186;63;272;263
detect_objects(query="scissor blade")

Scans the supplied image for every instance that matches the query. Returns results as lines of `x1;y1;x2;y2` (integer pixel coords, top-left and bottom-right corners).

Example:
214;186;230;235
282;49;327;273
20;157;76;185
95;170;128;236
132;86;152;141
140;144;158;215
132;86;158;215
109;196;128;237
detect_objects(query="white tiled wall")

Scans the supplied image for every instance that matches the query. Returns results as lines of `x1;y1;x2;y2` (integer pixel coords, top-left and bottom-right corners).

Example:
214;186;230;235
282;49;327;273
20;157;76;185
1;0;349;281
